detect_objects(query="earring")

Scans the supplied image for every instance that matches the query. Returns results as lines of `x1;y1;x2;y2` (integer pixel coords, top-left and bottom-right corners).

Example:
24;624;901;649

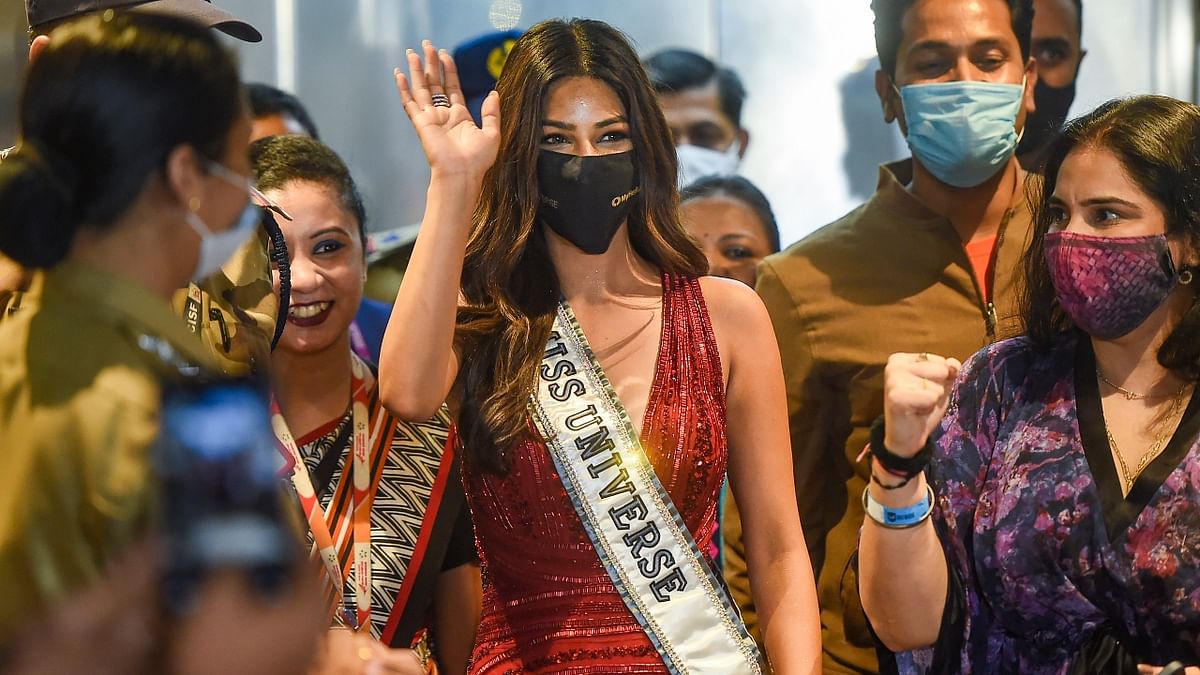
188;196;202;212
1180;268;1195;286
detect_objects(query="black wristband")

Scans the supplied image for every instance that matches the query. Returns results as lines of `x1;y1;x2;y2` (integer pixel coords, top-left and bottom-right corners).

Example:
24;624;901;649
870;470;913;490
869;415;933;479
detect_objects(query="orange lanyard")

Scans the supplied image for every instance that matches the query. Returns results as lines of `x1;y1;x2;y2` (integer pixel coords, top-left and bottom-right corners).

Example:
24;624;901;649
272;354;375;631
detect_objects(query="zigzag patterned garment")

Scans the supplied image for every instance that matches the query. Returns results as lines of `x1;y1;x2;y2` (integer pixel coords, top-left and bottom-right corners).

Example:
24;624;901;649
297;393;452;639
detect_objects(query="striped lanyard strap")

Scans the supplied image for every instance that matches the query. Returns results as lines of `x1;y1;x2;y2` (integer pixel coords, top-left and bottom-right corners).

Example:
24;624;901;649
272;354;374;631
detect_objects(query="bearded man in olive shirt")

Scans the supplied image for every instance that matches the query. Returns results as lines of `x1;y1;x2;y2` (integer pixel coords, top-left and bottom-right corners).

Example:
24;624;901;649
721;1;1039;672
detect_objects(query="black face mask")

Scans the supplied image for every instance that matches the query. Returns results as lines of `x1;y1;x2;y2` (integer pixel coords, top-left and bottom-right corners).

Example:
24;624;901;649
536;150;640;255
1017;78;1077;156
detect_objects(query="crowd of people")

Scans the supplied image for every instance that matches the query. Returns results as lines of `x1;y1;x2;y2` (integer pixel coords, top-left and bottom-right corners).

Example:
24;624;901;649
0;0;1198;673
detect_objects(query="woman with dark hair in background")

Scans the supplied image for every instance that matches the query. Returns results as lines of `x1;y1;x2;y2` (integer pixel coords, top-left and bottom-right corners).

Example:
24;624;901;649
680;175;781;288
0;13;321;674
860;95;1200;673
253;134;480;674
379;18;819;674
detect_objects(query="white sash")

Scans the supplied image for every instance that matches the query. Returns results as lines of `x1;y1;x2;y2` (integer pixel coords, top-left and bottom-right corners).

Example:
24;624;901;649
528;302;762;675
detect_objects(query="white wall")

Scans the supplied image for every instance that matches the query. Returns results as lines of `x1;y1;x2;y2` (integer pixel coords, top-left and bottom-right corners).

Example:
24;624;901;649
1074;0;1196;113
716;1;906;245
1;0;1190;248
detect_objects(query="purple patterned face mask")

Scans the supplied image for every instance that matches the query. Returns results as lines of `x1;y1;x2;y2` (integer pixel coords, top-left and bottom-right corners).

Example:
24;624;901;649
1044;230;1180;339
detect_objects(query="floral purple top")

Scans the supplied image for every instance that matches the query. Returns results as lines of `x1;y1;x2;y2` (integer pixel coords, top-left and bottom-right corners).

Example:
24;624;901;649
897;333;1200;674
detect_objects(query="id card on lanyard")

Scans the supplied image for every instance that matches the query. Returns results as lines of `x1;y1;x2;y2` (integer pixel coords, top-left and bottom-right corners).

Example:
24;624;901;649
272;354;376;631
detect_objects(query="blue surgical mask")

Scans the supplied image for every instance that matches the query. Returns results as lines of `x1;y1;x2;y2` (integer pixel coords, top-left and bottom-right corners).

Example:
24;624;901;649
897;78;1026;188
185;161;259;282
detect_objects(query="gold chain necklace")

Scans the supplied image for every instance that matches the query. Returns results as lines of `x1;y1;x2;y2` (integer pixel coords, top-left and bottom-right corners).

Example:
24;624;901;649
1096;369;1189;401
1101;380;1191;494
1107;428;1170;495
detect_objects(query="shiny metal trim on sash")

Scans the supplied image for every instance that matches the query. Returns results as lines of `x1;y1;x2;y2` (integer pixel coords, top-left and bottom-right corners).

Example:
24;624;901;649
528;302;762;675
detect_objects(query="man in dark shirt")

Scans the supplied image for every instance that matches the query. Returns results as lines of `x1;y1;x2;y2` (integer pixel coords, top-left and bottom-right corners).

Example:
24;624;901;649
1017;0;1087;171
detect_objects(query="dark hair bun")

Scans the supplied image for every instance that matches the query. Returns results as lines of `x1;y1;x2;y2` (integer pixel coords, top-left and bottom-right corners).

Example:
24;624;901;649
0;143;80;268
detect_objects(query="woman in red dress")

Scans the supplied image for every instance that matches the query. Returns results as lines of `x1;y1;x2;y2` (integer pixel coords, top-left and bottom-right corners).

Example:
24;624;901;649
379;19;820;673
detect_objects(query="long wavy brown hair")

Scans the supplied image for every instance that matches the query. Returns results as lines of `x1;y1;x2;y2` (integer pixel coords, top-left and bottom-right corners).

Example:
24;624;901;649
456;19;707;474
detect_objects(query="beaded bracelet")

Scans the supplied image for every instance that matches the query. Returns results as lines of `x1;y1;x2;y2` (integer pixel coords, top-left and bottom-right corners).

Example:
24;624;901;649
870;459;914;490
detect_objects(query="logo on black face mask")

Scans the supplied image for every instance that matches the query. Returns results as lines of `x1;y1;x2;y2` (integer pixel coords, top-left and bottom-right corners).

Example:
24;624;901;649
611;187;641;208
536;150;640;255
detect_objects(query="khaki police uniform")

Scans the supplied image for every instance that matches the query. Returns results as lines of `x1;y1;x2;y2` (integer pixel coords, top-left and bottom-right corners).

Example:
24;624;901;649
171;227;278;377
0;148;35;321
0;233;274;378
0;261;218;636
1;144;277;376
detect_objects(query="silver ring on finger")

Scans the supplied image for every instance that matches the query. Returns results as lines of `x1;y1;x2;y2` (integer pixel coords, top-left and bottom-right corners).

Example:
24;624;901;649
431;93;451;108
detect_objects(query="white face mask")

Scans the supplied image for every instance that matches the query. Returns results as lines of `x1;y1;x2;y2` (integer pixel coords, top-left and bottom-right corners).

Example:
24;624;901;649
676;139;741;188
185;203;258;282
185;160;259;282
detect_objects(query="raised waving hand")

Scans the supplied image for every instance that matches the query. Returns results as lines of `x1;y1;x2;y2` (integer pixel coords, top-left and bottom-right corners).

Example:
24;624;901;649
394;41;501;178
380;41;499;420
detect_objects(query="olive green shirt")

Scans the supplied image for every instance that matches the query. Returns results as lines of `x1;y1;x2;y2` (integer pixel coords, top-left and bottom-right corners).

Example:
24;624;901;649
723;160;1034;673
0;261;215;636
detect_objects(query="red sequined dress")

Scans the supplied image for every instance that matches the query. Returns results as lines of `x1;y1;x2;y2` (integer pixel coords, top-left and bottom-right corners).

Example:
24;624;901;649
464;274;728;674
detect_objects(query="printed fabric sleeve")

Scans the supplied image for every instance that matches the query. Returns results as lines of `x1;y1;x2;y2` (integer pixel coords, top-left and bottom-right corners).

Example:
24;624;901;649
892;341;1018;674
